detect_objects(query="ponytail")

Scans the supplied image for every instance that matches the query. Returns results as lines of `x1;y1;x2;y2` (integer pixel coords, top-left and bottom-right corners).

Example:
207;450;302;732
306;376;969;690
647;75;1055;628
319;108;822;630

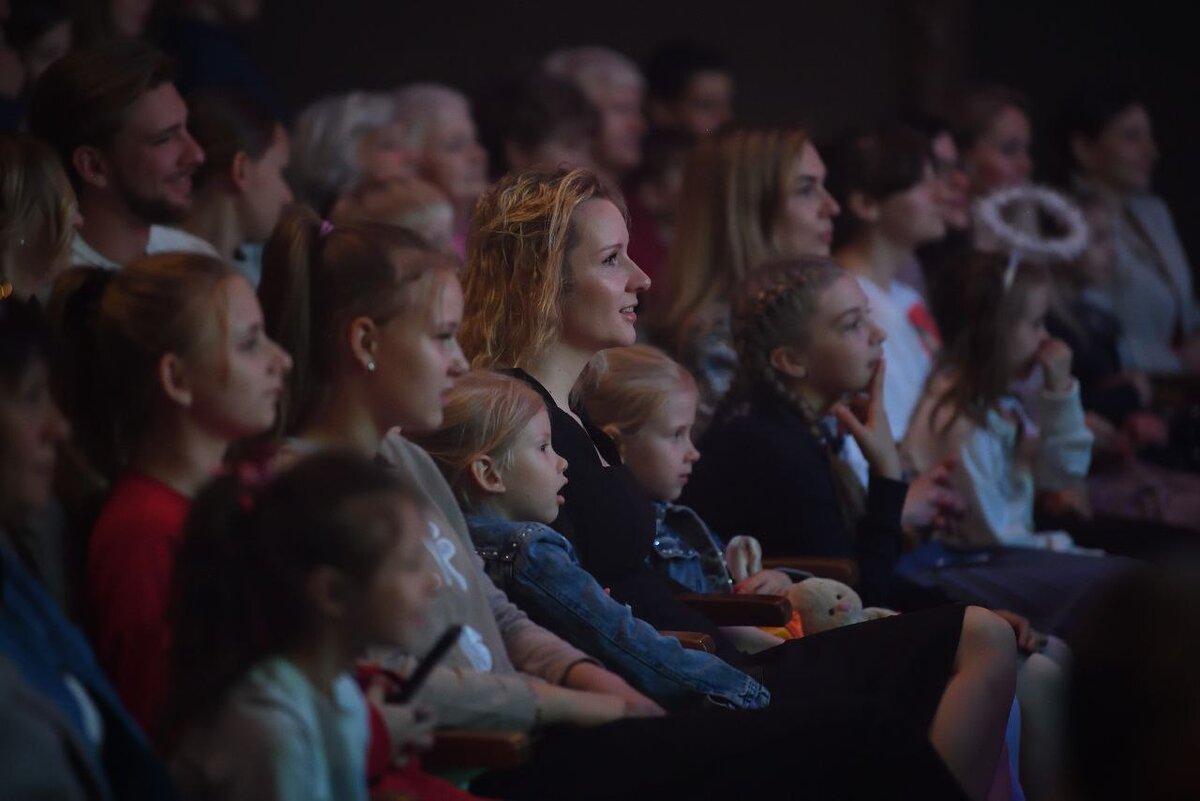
259;204;454;436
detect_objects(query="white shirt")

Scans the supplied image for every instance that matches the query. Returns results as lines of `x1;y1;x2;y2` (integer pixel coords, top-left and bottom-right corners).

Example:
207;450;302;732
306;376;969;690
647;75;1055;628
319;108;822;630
71;226;218;269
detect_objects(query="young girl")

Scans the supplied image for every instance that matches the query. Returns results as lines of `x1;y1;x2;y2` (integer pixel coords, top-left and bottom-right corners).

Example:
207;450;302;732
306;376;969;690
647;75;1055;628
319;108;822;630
594;341;1072;801
409;369;772;709
579;344;792;598
463;167;1017;800
182;89;294;285
52;253;291;737
167;450;442;801
901;254;1133;628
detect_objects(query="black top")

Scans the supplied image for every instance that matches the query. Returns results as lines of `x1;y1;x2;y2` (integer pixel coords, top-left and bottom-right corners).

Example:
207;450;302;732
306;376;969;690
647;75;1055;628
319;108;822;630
682;388;909;607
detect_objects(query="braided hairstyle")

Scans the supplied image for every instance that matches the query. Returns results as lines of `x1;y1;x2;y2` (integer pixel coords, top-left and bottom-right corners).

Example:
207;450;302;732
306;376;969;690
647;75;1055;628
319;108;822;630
724;256;866;533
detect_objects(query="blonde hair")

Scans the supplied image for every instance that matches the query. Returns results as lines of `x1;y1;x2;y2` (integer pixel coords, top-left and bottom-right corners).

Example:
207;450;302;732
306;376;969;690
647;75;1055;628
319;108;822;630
406;370;546;508
663;128;810;347
579;345;697;437
460;167;626;369
0;134;75;295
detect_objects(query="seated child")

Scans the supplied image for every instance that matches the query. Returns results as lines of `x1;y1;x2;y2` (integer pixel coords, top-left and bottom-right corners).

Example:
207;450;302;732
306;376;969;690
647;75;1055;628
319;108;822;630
167;451;472;801
408;370;771;711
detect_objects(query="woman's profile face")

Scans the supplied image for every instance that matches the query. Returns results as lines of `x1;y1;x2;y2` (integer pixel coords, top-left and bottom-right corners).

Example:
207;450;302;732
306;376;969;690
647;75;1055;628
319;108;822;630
0;359;69;528
774;143;840;258
558;199;650;354
964;105;1033;197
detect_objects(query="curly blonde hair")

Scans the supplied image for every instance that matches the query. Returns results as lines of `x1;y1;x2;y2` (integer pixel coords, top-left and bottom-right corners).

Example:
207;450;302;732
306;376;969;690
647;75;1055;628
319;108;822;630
460;168;626;369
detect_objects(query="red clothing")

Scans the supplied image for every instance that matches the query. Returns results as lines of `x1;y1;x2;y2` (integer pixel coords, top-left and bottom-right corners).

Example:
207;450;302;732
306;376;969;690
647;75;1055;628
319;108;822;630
86;471;190;738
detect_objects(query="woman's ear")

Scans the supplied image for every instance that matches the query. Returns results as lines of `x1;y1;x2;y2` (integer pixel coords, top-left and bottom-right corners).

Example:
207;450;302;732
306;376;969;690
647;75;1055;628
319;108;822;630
847;191;881;224
347;316;378;374
600;423;626;460
468;454;506;496
769;344;808;379
157;352;194;407
306;566;351;621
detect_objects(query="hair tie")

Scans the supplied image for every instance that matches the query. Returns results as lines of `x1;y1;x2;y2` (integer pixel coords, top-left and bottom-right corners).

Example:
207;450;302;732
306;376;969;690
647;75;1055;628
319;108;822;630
319;220;335;238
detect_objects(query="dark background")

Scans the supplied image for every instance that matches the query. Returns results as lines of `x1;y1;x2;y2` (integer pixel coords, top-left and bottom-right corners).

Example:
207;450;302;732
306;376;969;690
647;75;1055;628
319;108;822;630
243;0;1199;266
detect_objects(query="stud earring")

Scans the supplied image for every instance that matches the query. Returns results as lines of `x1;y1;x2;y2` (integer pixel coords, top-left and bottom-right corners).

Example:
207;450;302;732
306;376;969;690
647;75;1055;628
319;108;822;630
366;359;376;373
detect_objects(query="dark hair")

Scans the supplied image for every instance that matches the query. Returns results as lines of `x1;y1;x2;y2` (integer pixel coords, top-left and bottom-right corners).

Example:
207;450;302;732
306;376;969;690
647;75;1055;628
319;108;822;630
949;85;1031;152
2;0;72;52
186;88;280;191
930;252;1051;430
0;295;52;389
167;450;421;739
259;205;454;435
503;73;599;160
27;39;176;191
1062;84;1144;143
48;254;237;479
645;41;730;104
827;124;931;248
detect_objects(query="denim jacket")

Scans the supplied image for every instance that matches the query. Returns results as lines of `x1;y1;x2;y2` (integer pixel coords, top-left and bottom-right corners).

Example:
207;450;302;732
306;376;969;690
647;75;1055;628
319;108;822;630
466;514;770;711
650;502;733;594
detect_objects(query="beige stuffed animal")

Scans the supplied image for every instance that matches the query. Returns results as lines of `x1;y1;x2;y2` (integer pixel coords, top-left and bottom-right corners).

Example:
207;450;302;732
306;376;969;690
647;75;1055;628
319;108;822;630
786;577;897;636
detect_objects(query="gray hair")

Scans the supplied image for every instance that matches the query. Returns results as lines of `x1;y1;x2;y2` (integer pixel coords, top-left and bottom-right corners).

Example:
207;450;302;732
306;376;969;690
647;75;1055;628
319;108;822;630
543;46;644;99
288;91;397;212
392;83;472;150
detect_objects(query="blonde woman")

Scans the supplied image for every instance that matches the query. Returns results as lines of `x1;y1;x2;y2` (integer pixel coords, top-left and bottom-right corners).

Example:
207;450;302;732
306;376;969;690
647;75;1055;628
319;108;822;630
660;128;840;433
0;133;80;300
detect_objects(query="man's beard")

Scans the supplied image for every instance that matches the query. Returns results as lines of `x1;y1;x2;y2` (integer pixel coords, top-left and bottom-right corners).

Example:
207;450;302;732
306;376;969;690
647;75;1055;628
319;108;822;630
116;175;192;225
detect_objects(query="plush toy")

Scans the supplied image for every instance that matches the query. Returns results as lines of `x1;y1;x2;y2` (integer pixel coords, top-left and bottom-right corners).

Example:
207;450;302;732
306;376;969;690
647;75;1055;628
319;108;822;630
785;577;897;636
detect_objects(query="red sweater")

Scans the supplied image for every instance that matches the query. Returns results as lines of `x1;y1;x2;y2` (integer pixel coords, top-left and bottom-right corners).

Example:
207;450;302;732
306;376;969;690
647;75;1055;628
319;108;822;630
87;471;190;738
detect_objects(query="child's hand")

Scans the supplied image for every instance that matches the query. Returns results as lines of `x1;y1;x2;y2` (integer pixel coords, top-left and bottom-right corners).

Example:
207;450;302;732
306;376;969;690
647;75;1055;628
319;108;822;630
733;569;793;596
366;679;437;765
901;459;965;529
990;609;1048;654
1037;338;1074;393
832;359;903;480
1123;411;1170;449
532;683;631;727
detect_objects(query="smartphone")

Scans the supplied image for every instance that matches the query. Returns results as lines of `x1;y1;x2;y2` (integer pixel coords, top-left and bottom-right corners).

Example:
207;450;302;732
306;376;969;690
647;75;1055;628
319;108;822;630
390;624;463;704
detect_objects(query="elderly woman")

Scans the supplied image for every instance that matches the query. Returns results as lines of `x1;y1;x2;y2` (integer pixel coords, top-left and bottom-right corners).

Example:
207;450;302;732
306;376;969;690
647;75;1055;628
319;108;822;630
288;90;413;215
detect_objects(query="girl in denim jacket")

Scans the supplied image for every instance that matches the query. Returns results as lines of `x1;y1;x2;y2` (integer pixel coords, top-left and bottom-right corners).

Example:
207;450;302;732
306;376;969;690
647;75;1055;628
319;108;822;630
409;370;772;711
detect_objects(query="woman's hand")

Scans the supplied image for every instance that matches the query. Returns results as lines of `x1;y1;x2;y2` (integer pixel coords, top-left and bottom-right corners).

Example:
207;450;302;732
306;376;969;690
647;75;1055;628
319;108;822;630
532;682;635;727
832;359;903;481
1038;338;1075;393
733;569;794;596
562;661;665;718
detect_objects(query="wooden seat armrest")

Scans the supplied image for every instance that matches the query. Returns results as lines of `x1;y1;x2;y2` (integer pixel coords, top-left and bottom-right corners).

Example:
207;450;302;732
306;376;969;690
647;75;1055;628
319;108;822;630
675;592;792;626
422;729;530;772
762;556;860;587
661;630;717;652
